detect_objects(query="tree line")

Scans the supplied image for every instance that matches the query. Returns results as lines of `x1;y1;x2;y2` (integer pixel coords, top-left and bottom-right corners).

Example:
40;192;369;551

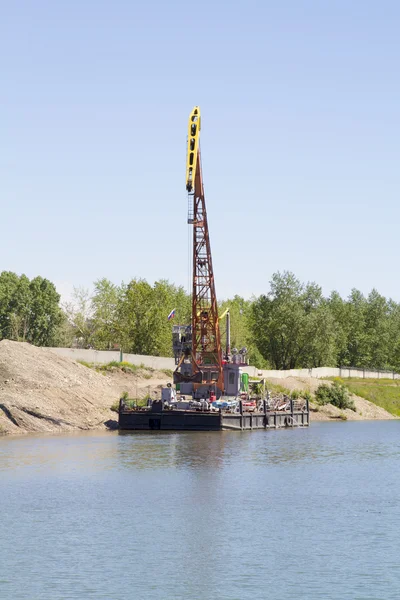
1;270;400;371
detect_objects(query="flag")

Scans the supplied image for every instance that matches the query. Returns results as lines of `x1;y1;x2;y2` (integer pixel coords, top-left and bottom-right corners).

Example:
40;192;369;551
167;309;176;321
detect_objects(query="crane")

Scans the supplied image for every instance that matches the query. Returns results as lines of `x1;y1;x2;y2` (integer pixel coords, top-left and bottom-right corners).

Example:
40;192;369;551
174;107;224;397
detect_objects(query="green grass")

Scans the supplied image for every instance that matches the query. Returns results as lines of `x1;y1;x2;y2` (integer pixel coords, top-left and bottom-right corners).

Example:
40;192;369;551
265;380;290;395
265;381;311;401
78;360;173;380
77;360;92;368
162;369;173;377
326;377;400;417
78;360;162;377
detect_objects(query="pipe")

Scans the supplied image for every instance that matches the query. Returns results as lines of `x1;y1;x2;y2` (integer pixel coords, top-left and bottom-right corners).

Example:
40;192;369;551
226;310;231;358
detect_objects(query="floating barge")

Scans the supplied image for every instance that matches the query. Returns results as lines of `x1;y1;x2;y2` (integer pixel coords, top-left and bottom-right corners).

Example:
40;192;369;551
118;106;311;433
119;398;309;431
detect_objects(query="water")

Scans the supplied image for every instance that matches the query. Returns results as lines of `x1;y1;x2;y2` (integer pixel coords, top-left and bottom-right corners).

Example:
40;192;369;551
1;422;400;600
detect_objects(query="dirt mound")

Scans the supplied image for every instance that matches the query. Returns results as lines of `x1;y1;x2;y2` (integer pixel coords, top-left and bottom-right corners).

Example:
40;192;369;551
0;341;172;436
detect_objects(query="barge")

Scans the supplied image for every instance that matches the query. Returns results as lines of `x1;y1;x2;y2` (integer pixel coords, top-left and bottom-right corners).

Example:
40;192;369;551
119;397;310;431
118;106;310;432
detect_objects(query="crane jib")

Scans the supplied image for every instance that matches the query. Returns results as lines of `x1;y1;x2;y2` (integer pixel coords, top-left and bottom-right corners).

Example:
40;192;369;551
185;106;201;192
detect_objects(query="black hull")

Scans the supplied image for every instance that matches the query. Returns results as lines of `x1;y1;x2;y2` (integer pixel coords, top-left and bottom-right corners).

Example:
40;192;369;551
118;408;309;431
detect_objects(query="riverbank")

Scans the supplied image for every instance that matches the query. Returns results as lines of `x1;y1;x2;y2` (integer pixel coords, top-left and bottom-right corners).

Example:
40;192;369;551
0;340;396;436
265;376;396;421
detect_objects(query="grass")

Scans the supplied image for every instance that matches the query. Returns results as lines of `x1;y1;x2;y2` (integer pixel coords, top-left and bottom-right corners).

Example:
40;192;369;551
77;360;92;368
77;360;167;378
162;369;174;377
265;381;311;401
97;360;141;373
325;377;400;417
265;380;291;395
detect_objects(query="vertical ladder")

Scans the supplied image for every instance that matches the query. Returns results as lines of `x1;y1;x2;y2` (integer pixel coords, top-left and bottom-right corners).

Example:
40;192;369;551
187;192;194;224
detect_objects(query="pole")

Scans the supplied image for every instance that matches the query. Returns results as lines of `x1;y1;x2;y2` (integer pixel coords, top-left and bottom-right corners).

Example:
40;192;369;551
226;310;231;358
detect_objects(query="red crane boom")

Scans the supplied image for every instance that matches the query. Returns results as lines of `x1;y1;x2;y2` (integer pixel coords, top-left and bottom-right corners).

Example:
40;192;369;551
190;145;224;395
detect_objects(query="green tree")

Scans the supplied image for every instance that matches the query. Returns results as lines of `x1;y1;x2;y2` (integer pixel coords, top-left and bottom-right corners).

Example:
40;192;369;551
0;271;20;339
0;272;62;345
63;287;95;348
344;289;369;367
91;278;121;349
364;289;390;369
250;272;336;369
117;279;191;356
27;277;63;346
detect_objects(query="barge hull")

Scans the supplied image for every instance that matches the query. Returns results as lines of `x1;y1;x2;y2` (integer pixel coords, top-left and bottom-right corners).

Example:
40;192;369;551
118;409;309;431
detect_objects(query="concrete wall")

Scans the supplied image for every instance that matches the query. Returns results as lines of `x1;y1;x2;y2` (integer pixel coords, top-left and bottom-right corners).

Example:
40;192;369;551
240;366;341;379
242;365;399;380
49;348;400;379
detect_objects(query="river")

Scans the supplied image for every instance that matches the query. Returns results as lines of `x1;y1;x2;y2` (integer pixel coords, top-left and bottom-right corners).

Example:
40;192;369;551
0;421;400;599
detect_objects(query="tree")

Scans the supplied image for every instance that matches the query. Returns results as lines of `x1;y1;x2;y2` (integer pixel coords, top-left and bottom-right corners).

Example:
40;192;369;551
0;272;62;345
250;272;336;369
364;289;390;369
344;289;369;367
27;277;63;346
0;271;20;339
63;287;95;348
327;291;349;366
91;279;121;349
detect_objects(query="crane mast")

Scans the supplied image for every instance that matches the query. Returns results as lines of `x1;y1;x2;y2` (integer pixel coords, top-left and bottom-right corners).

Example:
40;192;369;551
185;107;224;395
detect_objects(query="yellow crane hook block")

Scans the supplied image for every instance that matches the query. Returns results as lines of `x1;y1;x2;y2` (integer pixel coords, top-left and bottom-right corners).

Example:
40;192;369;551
186;106;201;192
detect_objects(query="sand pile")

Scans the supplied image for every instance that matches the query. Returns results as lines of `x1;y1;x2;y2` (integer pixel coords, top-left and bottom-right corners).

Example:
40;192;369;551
0;340;174;436
0;340;122;435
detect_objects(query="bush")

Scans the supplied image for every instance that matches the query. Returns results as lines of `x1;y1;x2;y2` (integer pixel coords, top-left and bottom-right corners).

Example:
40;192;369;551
315;381;355;411
290;389;312;401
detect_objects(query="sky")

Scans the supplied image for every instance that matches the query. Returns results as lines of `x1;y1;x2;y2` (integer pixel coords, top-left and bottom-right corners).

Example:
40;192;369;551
2;0;400;303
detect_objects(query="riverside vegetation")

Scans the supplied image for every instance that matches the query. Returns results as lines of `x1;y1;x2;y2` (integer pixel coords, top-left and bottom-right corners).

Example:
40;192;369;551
2;270;400;373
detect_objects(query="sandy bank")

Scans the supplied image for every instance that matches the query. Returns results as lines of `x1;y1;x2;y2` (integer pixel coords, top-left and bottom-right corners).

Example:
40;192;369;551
0;340;172;436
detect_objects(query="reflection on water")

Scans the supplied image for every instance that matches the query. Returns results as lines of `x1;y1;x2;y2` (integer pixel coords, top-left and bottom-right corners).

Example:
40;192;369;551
0;422;400;600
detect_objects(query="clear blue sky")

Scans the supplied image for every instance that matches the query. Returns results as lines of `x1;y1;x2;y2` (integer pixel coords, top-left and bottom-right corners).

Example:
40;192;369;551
2;1;400;302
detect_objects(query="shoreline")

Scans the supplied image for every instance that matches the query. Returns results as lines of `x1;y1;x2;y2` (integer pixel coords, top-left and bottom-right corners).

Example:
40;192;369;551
0;340;397;437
